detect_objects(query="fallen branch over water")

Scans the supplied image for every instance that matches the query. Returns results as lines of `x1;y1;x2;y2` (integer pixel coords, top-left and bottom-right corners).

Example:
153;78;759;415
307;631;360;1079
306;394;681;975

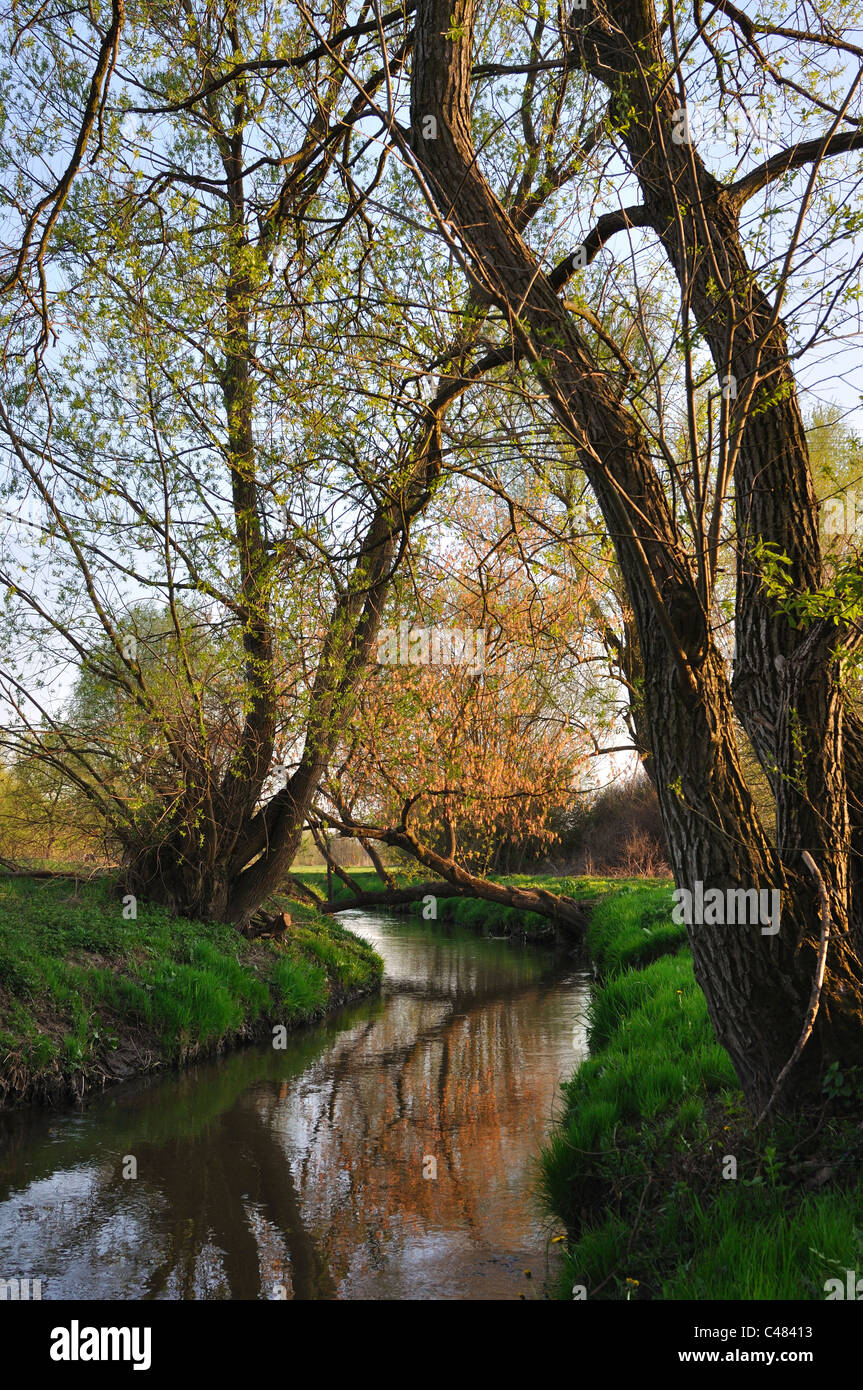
309;811;593;939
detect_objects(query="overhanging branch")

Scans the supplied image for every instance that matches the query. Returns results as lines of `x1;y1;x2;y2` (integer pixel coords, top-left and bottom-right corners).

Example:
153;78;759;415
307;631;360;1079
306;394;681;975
729;130;863;207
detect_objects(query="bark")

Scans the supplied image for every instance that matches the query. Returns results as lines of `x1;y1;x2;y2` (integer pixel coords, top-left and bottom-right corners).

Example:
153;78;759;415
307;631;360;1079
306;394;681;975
240;909;291;941
594;591;656;783
222;437;439;923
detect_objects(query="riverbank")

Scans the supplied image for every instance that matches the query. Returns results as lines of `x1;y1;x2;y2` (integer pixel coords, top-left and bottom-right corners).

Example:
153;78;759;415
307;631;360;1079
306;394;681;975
306;867;648;942
540;882;863;1300
0;900;589;1299
0;875;383;1109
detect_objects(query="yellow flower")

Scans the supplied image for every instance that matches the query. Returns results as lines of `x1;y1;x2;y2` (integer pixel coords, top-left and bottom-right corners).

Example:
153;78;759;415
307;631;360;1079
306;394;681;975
625;1277;639;1287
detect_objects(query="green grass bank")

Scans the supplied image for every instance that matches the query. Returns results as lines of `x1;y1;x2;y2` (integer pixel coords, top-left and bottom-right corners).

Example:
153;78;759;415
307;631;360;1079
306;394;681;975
307;866;648;940
0;874;382;1109
540;882;863;1300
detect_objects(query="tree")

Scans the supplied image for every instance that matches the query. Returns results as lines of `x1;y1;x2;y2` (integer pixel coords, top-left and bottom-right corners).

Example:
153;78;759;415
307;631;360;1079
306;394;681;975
0;754;97;863
0;0;447;921
392;0;863;1113
4;0;863;1116
323;483;607;872
0;0;590;927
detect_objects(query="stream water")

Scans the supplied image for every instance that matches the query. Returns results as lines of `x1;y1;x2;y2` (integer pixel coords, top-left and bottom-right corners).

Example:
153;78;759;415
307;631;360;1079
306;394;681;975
0;909;590;1300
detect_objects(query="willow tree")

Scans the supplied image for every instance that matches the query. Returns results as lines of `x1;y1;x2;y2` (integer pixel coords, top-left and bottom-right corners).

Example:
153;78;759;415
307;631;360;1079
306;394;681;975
0;0;453;923
0;0;588;926
312;477;610;892
395;0;863;1112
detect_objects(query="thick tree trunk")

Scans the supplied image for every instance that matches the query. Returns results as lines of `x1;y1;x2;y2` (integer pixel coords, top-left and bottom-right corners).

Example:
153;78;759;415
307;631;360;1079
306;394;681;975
122;838;231;922
569;0;863;952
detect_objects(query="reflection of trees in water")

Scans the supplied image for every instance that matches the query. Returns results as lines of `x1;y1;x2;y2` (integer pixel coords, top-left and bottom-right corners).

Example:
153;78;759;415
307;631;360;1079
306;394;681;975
138;1118;338;1299
0;940;587;1299
251;976;582;1290
377;928;553;1003
0;1114;338;1300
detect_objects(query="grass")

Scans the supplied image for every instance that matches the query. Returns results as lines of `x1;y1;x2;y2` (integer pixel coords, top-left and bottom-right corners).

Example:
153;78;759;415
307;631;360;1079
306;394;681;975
539;880;863;1300
582;880;688;970
0;874;382;1107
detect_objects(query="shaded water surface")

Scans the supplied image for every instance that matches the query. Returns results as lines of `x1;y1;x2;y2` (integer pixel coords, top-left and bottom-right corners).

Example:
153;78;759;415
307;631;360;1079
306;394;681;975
0;910;590;1300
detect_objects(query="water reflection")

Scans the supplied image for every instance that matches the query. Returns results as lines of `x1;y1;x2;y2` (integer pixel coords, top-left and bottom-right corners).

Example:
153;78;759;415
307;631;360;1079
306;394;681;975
0;911;590;1300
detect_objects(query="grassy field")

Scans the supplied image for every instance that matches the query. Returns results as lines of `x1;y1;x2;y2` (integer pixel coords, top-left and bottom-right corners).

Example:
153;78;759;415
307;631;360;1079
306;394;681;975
0;874;382;1108
539;882;863;1300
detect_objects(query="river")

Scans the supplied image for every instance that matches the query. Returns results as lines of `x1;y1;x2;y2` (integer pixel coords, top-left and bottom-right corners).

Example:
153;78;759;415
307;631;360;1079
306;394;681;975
0;908;590;1300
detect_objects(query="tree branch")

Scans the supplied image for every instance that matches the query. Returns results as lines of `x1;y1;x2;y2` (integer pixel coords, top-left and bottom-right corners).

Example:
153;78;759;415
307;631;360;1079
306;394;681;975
729;130;863;208
316;809;592;936
548;205;652;287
